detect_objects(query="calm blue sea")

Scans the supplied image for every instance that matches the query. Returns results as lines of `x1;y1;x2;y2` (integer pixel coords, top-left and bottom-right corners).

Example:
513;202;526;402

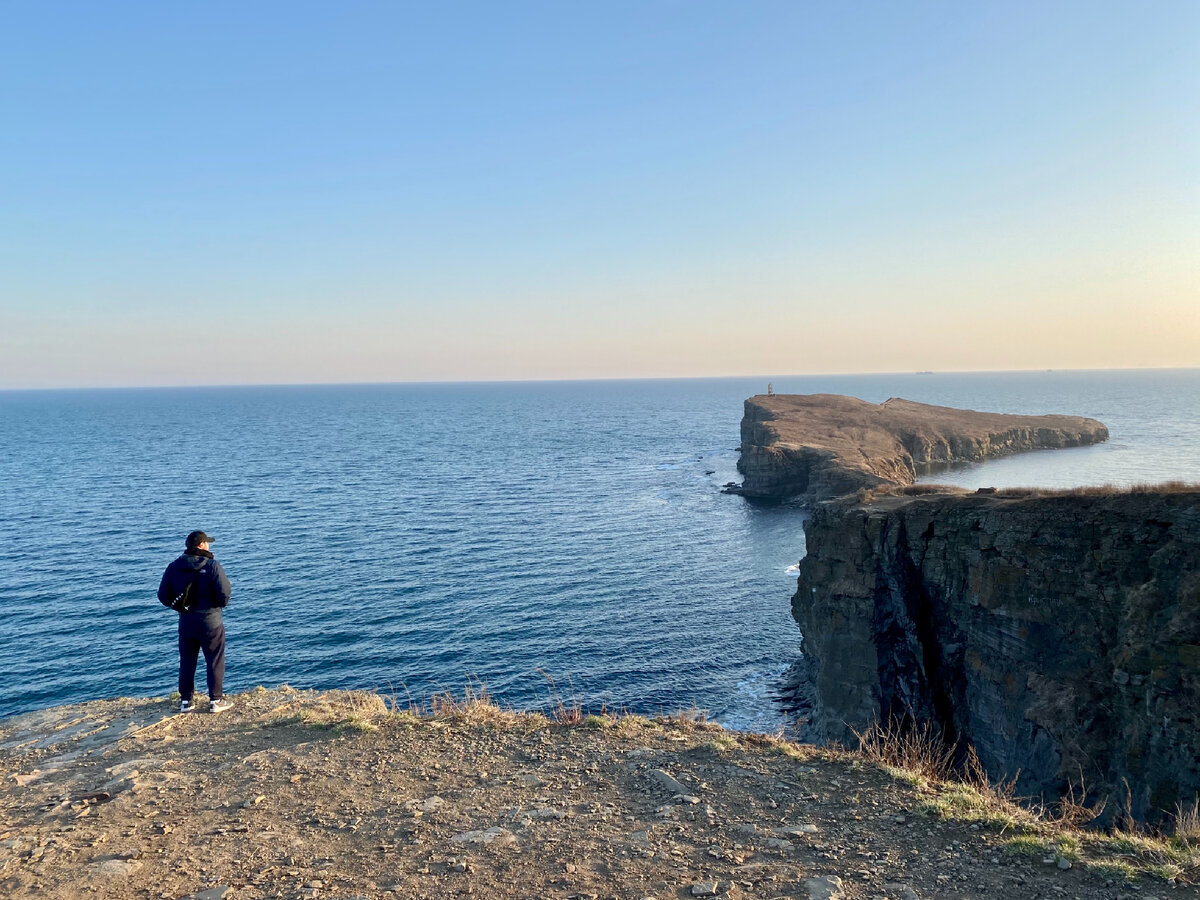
2;370;1198;726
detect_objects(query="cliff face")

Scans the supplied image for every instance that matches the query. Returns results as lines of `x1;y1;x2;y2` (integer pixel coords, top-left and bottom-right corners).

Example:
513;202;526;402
735;394;1109;501
792;489;1200;823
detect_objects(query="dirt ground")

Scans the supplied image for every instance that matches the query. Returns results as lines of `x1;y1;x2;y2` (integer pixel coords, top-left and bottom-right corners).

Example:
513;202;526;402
1;687;1193;900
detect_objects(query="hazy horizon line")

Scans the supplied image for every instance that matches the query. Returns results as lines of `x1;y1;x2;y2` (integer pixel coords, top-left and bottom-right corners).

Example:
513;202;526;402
2;365;1197;395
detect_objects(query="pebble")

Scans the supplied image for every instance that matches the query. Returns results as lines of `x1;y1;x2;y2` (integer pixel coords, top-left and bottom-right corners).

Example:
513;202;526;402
805;875;845;900
180;888;232;900
648;768;690;795
242;795;266;808
780;823;819;835
92;858;143;877
1056;857;1072;870
450;827;518;847
408;796;445;813
690;882;719;897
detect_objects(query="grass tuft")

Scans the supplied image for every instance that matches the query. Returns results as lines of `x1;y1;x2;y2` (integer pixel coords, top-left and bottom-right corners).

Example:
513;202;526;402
1087;859;1138;882
1172;798;1200;849
698;733;741;754
662;703;711;728
538;670;584;725
1002;835;1048;858
852;720;955;781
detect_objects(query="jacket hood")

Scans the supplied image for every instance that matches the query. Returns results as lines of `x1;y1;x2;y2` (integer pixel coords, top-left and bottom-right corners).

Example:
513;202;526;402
181;552;210;571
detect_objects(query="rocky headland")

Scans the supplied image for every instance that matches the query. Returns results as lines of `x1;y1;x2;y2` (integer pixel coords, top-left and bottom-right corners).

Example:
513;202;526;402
732;394;1108;501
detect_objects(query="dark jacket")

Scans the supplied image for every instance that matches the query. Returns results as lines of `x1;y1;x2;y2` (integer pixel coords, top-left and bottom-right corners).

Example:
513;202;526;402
158;549;232;622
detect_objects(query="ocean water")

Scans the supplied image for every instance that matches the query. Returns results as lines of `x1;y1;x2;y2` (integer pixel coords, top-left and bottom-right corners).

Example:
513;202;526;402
1;370;1197;725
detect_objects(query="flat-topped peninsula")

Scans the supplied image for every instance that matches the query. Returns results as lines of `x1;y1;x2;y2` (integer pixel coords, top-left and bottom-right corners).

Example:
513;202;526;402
733;393;1109;500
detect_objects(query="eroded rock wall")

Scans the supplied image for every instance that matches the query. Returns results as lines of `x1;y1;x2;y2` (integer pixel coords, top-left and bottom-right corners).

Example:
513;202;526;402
792;490;1200;823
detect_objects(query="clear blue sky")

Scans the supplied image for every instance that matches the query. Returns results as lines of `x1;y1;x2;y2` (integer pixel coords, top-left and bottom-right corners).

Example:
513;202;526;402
2;1;1197;387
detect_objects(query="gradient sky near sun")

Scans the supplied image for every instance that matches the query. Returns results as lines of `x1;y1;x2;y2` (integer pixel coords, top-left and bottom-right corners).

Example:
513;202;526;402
2;1;1197;388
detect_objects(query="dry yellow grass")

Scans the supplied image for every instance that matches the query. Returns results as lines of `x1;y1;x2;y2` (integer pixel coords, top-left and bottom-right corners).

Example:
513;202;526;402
851;718;1200;885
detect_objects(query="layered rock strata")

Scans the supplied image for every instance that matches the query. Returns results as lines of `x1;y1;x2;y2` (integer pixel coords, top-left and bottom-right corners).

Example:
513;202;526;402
734;394;1108;501
791;488;1200;824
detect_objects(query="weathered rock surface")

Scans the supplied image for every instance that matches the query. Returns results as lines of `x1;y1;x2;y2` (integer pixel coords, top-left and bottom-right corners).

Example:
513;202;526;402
734;394;1108;501
792;488;1200;824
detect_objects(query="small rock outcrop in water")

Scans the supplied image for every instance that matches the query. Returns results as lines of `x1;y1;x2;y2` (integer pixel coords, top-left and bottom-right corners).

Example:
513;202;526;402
733;394;1108;500
792;487;1200;825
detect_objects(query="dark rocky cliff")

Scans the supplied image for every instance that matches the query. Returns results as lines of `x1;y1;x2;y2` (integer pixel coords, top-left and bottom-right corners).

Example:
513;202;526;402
791;488;1200;824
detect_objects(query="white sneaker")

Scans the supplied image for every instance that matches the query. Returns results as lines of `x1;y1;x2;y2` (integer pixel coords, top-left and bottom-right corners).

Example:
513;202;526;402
178;699;193;713
210;697;232;714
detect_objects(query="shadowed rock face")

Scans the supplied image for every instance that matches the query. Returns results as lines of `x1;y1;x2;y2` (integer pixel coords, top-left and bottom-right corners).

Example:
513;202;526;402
735;394;1108;501
791;489;1200;825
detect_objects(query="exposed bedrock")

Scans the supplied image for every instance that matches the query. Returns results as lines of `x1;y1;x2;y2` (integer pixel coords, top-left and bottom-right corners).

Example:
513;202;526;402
792;489;1200;824
734;394;1109;501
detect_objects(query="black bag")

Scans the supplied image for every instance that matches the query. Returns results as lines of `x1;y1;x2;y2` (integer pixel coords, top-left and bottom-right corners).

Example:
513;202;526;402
169;579;197;614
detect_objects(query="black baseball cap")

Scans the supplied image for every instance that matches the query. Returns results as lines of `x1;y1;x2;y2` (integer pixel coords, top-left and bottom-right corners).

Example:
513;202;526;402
185;530;215;549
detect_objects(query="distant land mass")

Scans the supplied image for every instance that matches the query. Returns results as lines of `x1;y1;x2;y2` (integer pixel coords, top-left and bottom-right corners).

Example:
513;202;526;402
731;393;1109;501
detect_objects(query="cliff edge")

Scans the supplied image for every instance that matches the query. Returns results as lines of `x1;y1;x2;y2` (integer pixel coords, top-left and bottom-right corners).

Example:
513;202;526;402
791;487;1200;826
3;687;1193;897
734;394;1108;501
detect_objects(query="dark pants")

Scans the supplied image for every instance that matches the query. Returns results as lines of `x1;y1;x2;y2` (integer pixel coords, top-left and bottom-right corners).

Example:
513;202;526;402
178;614;226;701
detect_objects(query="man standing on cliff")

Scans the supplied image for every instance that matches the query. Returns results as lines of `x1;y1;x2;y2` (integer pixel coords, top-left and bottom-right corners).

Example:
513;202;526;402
158;530;233;713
